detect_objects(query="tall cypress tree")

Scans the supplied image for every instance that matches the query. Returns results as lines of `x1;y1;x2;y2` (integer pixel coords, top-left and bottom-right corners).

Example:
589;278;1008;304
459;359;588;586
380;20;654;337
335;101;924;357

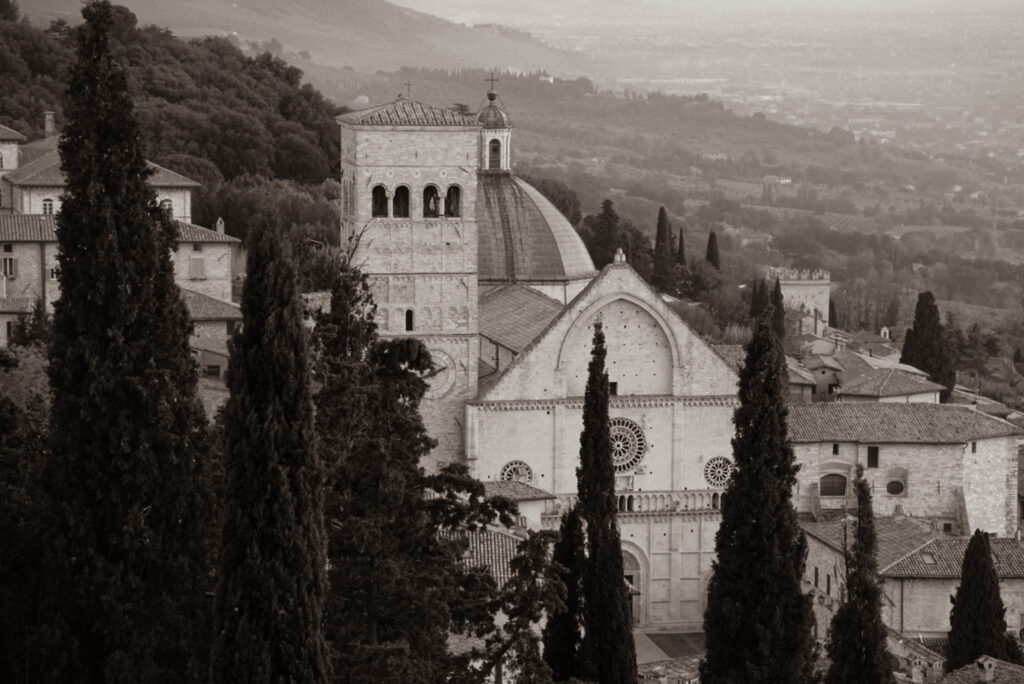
542;506;586;681
45;1;216;680
577;322;637;684
212;220;329;684
947;530;1024;671
771;278;787;340
652;206;675;293
825;466;895;684
705;230;720;270
700;311;815;684
900;292;955;401
749;279;768;319
676;223;686;266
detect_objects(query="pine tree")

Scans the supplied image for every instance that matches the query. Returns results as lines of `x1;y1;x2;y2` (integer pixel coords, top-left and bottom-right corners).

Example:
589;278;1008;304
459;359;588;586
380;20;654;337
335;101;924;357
700;311;815;684
825;466;895;684
542;506;587;682
705;230;720;270
771;278;786;340
652;206;675;292
577;322;637;684
947;530;1024;671
44;2;217;680
900;291;955;401
212;219;329;684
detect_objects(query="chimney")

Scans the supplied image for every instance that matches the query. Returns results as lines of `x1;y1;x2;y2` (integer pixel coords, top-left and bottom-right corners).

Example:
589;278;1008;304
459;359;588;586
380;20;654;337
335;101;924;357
976;656;996;683
216;217;225;234
909;657;924;683
44;111;55;138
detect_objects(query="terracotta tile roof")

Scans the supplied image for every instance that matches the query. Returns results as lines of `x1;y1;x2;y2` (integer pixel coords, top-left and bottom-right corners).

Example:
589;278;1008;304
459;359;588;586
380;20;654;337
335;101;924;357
788;403;1022;444
479;282;563;353
800;515;942;570
0;123;26;142
440;527;522;587
881;537;1024;579
483;480;556;502
712;344;745;373
840;367;944;398
804;353;844;371
5;150;199;188
16;136;57;164
788;357;817;386
338;98;480;127
180;289;241;321
0;214;57;242
176;220;240;243
941;656;1024;683
0;296;35;314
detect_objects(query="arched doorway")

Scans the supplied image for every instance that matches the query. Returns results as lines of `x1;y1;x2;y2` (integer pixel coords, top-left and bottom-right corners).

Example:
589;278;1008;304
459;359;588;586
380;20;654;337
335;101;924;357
622;550;642;627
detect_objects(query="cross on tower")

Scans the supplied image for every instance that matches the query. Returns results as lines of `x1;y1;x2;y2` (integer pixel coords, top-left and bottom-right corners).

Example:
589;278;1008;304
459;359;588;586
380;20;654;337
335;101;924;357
404;81;413;99
486;72;499;92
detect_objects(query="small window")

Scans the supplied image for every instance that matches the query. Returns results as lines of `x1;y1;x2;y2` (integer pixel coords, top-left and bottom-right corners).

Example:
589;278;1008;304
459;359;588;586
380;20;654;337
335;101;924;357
5;321;12;339
943;523;953;534
971;441;977;454
814;567;819;587
42;198;54;215
226;320;239;336
49;267;58;281
489;139;501;170
867;446;879;468
832;443;839;455
423;186;440;218
826;575;831;596
159;199;173;217
192;243;202;252
886;481;905;496
2;244;11;253
445;186;461;217
609;381;618;395
820;474;847;497
393;186;410;218
1;256;16;279
188;257;206;280
405;309;414;331
204;364;221;378
0;155;4;170
371;185;388;217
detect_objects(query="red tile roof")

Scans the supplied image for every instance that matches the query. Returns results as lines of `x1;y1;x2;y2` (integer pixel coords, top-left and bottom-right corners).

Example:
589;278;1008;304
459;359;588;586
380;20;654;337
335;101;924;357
180;289;240;321
0;297;35;314
941;656;1024;683
840;367;944;398
0;214;57;242
881;537;1024;579
483;480;555;502
176;220;240;243
5;150;199;188
712;344;745;373
479;282;563;353
0;123;26;142
17;136;57;164
788;403;1022;444
338;98;479;127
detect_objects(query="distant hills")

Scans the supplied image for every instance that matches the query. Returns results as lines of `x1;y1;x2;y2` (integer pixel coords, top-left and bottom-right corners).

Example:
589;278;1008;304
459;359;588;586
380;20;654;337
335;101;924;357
23;0;589;74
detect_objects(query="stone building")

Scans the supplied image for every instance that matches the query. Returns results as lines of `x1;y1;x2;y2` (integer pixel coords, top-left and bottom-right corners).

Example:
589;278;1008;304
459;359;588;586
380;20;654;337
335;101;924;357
338;93;738;631
762;265;831;334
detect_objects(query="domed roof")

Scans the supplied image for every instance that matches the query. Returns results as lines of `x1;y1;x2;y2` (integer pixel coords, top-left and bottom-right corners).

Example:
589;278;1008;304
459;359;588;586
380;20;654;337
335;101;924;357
477;92;512;128
476;175;596;283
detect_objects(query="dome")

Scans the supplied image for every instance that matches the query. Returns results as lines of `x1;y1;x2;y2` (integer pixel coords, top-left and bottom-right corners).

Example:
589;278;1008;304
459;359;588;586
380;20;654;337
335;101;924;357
477;92;512;128
476;176;596;283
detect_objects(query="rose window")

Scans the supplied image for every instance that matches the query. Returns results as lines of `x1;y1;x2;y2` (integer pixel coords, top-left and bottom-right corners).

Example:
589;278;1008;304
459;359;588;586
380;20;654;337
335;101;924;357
609;417;647;474
704;457;734;488
501;460;534;484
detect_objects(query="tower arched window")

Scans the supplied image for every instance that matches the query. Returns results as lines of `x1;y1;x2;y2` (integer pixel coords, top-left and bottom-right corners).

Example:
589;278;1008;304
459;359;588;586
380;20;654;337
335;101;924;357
42;198;54;215
393;186;410;218
445;186;461;217
405;309;414;331
820;474;847;497
423;186;440;218
488;139;501;170
371;185;388;217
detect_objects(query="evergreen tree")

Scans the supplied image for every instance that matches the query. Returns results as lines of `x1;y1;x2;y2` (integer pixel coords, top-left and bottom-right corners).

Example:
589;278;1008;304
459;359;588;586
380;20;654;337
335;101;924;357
705;230;720;270
542;506;587;682
700;311;815;684
825;466;895;684
748;278;768;319
652;206;675;292
577;322;637;684
586;199;621;269
771;278;786;340
212;219;329;684
947;530;1024;671
44;2;217;680
900;291;955;401
676;223;686;266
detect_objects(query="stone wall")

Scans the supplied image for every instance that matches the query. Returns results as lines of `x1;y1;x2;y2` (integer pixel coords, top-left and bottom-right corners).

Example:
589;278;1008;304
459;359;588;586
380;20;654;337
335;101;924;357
173;242;233;301
882;576;1024;635
0;241;59;307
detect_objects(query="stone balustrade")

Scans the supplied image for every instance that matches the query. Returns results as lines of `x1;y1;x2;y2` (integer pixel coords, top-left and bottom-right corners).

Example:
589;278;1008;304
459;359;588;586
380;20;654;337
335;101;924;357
541;489;724;524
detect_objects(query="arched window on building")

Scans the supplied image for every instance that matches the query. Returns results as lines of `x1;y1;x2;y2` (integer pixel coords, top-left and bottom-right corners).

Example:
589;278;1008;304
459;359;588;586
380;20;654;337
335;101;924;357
819;474;847;497
489;139;501;170
371;185;388;217
405;309;414;331
159;199;173;217
42;198;54;215
393;186;410;218
445;186;461;217
423;186;440;218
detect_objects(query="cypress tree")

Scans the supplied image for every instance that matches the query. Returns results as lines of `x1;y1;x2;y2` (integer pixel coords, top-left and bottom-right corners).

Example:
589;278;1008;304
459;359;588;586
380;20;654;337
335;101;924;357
771;278;786;340
900;291;955;401
577;322;637;684
542;506;586;681
947;530;1024;671
212;220;329;683
586;199;622;269
45;1;217;679
829;299;839;329
705;230;720;270
652;206;675;292
749;279;768;319
700;311;815;684
676;223;686;266
825;466;895;684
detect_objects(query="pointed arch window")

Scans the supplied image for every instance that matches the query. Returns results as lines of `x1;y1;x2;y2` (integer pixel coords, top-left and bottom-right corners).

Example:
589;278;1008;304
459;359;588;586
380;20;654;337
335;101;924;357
488;139;501;170
423;186;440;218
371;185;388;217
445;186;461;217
393;186;410;218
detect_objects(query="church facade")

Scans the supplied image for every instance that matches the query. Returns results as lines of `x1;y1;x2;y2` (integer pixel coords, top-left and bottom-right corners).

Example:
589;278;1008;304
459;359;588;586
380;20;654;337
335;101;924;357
338;93;738;630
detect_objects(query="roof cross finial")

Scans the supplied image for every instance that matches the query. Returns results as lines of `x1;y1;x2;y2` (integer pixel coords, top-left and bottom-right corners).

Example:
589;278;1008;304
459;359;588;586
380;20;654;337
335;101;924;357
486;71;499;92
404;81;413;99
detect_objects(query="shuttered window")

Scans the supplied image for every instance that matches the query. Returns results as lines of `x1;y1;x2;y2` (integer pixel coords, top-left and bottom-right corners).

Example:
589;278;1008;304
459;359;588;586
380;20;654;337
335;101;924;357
189;257;206;279
1;257;17;279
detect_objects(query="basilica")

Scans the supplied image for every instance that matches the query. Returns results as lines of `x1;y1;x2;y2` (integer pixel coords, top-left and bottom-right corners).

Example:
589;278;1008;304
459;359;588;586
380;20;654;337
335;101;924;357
338;92;738;631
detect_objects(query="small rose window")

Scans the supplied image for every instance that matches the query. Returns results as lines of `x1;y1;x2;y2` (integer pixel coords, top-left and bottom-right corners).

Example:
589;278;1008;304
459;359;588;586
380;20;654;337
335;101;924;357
704;457;734;488
609;417;647;474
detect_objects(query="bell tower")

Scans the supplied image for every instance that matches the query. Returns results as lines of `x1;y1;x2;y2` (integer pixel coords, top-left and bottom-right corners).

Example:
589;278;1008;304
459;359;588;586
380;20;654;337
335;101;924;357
337;98;482;470
477;90;512;173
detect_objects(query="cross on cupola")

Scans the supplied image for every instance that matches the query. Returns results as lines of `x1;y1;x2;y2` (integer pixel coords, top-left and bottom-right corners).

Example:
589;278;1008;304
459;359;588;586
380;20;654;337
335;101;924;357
486;72;499;92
